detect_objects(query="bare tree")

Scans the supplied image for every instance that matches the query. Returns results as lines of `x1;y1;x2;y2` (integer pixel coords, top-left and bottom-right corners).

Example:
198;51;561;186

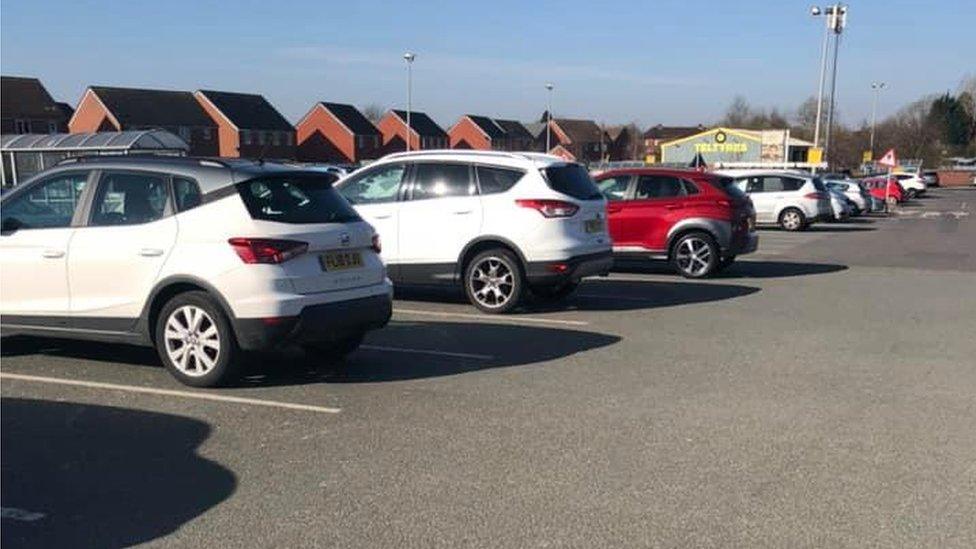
361;103;386;123
722;95;752;127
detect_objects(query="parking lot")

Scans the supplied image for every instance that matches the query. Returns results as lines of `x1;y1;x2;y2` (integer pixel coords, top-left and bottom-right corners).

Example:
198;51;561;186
2;189;974;547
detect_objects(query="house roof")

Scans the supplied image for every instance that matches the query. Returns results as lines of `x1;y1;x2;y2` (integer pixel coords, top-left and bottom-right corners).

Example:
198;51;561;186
494;119;533;140
90;86;215;127
197;90;293;131
524;122;547;139
553;118;604;143
465;115;507;139
55;102;75;120
643;124;706;139
1;76;62;119
319;102;380;135
391;109;447;137
605;125;630;141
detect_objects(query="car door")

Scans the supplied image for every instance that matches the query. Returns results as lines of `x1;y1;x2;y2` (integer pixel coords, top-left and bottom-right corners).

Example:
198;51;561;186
396;162;483;284
740;176;774;222
595;174;633;248
616;175;686;252
66;170;178;327
0;171;92;323
335;163;406;278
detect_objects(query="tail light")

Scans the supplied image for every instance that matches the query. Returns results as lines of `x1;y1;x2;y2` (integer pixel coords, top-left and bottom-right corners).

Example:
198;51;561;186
371;233;382;254
515;199;579;218
804;192;826;200
228;238;308;264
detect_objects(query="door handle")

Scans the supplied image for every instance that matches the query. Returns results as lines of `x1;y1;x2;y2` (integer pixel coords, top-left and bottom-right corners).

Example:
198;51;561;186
452;210;472;215
372;214;392;220
41;249;65;259
139;248;164;257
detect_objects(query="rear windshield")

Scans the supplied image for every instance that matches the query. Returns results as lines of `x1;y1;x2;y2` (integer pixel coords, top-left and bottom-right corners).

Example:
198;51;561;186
236;174;361;224
712;176;748;200
811;177;826;192
543;164;603;200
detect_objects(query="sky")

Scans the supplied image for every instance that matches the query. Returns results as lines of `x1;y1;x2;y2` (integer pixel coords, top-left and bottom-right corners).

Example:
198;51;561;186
1;0;972;129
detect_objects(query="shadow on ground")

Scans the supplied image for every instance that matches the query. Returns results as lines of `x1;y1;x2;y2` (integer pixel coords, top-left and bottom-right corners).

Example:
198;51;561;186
760;225;876;233
613;260;847;279
0;398;235;549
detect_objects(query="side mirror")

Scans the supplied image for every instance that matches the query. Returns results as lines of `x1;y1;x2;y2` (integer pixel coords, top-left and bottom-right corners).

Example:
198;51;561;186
1;217;22;234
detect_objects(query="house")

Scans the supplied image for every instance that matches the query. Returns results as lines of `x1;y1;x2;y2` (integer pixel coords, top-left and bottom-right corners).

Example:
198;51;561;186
295;102;382;164
194;90;295;159
642;124;706;163
448;115;534;151
606;125;640;161
660;127;814;167
540;118;607;164
69;86;218;156
377;109;448;152
1;76;70;134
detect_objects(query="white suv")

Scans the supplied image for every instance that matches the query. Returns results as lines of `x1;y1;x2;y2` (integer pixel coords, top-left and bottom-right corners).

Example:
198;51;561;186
335;151;612;313
0;156;393;387
716;170;832;231
892;173;926;198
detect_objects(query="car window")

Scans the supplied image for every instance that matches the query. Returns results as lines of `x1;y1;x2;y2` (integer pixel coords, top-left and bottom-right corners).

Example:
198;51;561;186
410;163;473;200
682;180;700;195
337;164;405;205
543;164;602;200
173;176;202;212
1;172;89;230
636;175;685;199
237;174;360;224
91;171;168;226
597;176;630;201
810;177;826;192
476;165;524;195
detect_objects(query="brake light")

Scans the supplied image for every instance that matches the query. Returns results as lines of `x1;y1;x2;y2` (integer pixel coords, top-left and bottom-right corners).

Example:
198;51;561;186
371;233;382;254
515;199;579;218
228;238;308;264
804;192;826;200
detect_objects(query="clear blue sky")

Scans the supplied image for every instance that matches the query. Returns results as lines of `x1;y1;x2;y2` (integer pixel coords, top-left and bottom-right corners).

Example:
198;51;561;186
1;0;972;128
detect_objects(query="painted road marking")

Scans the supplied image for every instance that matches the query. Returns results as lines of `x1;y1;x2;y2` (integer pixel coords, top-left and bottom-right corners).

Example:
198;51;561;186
361;344;493;360
1;507;46;522
0;373;342;414
393;308;588;326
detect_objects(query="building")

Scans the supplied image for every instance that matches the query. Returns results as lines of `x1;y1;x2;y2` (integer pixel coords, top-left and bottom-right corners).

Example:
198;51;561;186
541;118;607;164
448;115;534;151
69;86;218;156
1;76;70;134
295;102;382;164
660;127;814;168
377;109;448;152
606;125;640;161
642;124;706;163
194;90;295;159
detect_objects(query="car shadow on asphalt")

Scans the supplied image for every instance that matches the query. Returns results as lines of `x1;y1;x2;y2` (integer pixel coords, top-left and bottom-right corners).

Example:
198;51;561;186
759;225;877;232
0;398;235;549
613;259;847;279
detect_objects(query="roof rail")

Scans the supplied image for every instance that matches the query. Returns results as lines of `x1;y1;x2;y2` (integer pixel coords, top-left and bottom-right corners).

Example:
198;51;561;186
53;155;235;169
381;149;566;163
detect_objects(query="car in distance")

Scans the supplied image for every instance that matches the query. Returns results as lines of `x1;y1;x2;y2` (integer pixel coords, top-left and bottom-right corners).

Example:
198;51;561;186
827;188;852;221
593;168;758;278
716;170;832;231
921;170;939;187
335;150;612;313
892;172;926;198
0;156;393;387
824;179;871;216
862;175;905;209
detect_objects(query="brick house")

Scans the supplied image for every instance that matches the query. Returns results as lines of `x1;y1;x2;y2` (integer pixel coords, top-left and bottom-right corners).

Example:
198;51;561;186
377;109;448;152
194;90;295;159
539;118;607;164
606;125;641;161
642;124;706;163
69;86;218;156
448;115;534;151
295;102;382;164
1;76;70;134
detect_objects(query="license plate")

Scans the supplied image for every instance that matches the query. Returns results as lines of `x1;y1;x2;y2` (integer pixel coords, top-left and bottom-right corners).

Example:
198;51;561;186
320;251;363;271
585;218;605;233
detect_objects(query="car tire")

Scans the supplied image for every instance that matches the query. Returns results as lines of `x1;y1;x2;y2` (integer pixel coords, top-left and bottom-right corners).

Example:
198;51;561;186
303;333;364;364
464;248;524;314
531;281;580;302
155;291;240;388
778;208;806;231
906;188;918;199
671;231;719;279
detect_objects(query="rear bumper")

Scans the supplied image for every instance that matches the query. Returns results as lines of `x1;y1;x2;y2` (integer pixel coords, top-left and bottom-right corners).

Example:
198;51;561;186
234;293;392;350
727;231;758;257
525;250;613;286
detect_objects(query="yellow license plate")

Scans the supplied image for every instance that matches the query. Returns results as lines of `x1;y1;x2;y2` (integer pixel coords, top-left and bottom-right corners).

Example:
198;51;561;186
320;251;363;271
585;218;605;233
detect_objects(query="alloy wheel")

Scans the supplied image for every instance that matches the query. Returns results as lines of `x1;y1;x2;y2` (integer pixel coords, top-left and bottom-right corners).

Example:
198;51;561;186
781;210;802;230
469;256;515;309
675;236;713;277
163;305;221;377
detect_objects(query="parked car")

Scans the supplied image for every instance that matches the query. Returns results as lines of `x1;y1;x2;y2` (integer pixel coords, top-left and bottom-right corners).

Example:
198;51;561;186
921;170;939;187
0;156;393;387
827;189;852;221
892;172;926;198
593;168;757;278
335;150;612;313
861;176;905;209
715;170;832;231
824;179;871;216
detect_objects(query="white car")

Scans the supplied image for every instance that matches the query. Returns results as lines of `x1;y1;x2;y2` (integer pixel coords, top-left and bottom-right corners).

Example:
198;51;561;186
892;173;926;198
715;170;832;231
825;179;871;215
827;189;851;221
335;150;612;313
0;156;393;387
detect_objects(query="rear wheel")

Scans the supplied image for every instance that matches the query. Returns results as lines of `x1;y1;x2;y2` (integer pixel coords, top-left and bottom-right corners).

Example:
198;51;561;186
906;188;918;199
464;249;524;314
778;208;806;231
531;281;580;302
155;291;240;387
671;232;719;279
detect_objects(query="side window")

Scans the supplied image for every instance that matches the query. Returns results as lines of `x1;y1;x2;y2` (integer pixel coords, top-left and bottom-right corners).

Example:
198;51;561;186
596;176;631;201
1;172;89;230
337;164;405;205
476;166;524;195
410;163;473;200
682;179;700;195
782;177;804;192
90;171;169;226
635;175;685;199
744;177;762;193
761;177;786;192
173;176;202;212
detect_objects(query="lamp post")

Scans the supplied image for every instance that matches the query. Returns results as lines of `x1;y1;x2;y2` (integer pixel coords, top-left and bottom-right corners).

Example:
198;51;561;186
869;81;886;157
810;6;830;150
403;52;416;152
545;83;554;152
810;4;847;168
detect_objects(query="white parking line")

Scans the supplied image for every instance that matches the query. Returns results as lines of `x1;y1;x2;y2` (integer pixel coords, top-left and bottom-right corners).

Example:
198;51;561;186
393;308;588;326
0;373;342;414
361;344;493;360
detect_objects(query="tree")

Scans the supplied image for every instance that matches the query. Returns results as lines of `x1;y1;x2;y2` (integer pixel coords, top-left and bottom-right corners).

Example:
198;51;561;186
929;93;971;148
722;96;752;127
361;103;385;123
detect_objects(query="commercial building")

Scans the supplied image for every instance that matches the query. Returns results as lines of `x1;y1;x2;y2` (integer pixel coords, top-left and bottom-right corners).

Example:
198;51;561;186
448;115;534;151
660;127;815;168
194;90;295;159
377;110;447;152
1;76;71;134
295;102;382;164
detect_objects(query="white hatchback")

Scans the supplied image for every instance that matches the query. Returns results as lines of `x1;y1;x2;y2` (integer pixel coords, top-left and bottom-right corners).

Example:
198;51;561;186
716;170;832;231
0;156;393;387
335;150;612;313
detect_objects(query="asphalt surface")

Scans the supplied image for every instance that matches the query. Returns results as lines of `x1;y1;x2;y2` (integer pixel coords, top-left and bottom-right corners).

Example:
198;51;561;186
2;189;975;548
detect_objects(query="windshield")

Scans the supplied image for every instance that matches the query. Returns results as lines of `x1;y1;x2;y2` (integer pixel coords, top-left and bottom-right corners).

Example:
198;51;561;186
543;164;603;200
236;174;361;224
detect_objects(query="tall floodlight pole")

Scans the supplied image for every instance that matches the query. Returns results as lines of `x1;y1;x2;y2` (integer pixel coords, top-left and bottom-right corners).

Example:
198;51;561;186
823;4;846;168
869;82;886;156
403;52;416;152
545;83;554;152
810;6;830;150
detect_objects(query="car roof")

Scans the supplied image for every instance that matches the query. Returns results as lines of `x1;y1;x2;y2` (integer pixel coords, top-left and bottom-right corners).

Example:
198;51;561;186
596;167;718;179
714;169;814;178
368;149;572;170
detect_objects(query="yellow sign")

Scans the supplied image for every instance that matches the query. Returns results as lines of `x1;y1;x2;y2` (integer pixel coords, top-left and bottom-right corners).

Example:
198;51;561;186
862;150;872;162
808;147;823;164
694;142;747;153
644;154;657;164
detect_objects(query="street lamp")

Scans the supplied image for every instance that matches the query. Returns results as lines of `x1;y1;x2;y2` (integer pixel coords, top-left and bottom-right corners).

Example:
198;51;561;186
403;52;416;152
545;83;554;152
810;4;848;168
869;82;886;157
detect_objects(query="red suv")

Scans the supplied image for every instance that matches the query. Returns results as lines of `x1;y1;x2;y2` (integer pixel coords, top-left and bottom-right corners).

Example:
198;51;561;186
594;168;758;278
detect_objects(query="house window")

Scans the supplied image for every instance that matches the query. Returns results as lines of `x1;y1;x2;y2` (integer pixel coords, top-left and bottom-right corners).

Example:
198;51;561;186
271;132;281;146
178;126;192;142
258;132;266;145
202;128;212;141
14;119;31;134
284;133;293;147
47;121;58;134
242;130;252;145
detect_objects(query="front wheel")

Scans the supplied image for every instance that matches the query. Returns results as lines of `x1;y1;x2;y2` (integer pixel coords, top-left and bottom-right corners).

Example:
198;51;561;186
778;208;806;231
464;249;524;314
671;232;719;279
155;291;240;387
531;281;580;302
906;188;918;199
